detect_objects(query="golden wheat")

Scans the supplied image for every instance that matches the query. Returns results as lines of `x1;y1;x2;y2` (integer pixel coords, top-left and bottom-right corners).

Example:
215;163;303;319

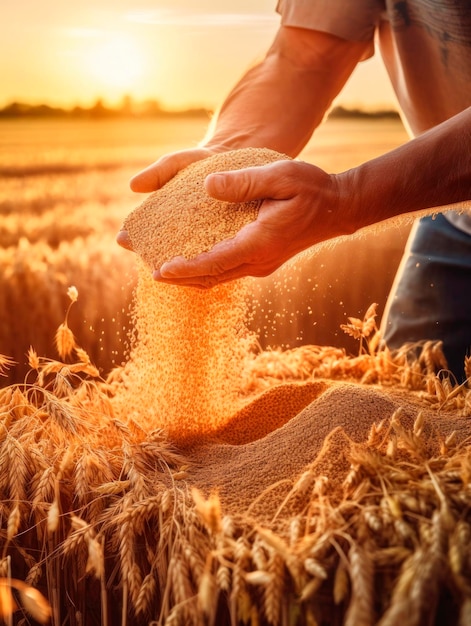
0;237;136;384
1;233;471;626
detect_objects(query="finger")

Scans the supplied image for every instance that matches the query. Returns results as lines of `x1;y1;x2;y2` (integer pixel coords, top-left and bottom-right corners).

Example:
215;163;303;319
157;232;251;280
153;273;221;289
204;159;293;203
153;264;253;289
130;149;212;192
116;230;134;251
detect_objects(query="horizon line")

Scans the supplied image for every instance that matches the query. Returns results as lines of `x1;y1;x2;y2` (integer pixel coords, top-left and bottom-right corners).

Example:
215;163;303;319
0;99;400;119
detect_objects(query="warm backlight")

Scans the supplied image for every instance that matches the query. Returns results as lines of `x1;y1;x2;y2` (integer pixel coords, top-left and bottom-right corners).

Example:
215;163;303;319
86;33;144;91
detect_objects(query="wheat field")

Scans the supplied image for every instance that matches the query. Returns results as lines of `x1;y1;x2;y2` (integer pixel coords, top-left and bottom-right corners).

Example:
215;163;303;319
4;116;471;626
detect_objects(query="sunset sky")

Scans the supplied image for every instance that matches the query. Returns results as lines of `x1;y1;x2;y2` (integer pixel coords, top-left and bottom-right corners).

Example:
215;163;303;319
1;0;398;111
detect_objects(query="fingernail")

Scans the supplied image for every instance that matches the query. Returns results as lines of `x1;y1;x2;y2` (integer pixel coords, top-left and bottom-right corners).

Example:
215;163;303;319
206;173;226;195
116;230;133;250
158;262;172;277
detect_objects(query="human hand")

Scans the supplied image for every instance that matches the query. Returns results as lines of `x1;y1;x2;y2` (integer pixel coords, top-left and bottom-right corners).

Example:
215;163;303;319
130;147;217;192
153;159;352;288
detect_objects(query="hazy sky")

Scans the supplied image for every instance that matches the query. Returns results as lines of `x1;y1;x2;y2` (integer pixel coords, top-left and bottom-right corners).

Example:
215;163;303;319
1;0;398;110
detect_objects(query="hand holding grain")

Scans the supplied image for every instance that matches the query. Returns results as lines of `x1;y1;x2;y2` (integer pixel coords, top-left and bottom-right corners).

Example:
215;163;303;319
155;159;348;288
119;148;351;288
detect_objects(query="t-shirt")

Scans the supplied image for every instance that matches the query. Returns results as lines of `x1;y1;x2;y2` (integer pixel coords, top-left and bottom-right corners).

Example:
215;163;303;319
276;0;471;233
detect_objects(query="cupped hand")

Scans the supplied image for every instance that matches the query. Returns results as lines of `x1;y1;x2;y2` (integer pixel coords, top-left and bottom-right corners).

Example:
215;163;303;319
129;147;217;192
153;159;354;288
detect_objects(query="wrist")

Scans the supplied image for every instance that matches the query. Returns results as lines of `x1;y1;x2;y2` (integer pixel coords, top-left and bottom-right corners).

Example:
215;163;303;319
332;169;361;236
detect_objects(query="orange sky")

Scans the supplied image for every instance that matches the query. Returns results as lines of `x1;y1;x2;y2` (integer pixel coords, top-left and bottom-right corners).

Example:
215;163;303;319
0;0;398;111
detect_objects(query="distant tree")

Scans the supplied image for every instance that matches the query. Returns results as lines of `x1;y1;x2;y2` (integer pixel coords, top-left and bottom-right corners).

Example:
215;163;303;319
120;94;134;115
89;98;111;118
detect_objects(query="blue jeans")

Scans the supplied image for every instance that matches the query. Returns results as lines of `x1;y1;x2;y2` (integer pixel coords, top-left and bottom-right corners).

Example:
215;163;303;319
382;213;471;381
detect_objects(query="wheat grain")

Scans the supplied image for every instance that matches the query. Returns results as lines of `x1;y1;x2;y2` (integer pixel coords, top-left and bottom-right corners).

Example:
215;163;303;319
303;558;328;580
344;542;374;626
46;499;60;535
221;514;235;539
288;516;302;548
363;508;382;533
264;550;284;626
198;560;217;618
27;347;40;371
5;435;29;504
251;537;269;572
85;533;105;579
230;537;250;624
55;323;76;360
333;559;349;605
245;570;272;587
299;576;324;603
191;487;222;535
386;433;398;459
118;515;143;609
135;572;157;617
6;504;21;543
170;556;194;609
216;561;231;593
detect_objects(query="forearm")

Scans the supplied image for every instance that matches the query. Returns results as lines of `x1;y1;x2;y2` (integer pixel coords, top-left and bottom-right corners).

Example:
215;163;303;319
342;107;471;231
204;27;370;157
129;26;369;193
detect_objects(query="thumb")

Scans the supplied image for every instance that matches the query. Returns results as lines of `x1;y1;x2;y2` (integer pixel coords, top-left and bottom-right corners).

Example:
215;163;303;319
204;163;280;203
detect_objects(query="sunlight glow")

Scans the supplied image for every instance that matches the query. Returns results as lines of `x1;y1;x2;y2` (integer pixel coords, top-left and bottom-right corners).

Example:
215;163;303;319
126;9;279;27
85;33;144;91
0;1;397;110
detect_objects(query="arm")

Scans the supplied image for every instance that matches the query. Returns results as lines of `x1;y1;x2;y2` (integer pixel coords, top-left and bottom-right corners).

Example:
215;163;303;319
128;26;370;192
345;107;471;228
155;106;471;288
204;26;370;156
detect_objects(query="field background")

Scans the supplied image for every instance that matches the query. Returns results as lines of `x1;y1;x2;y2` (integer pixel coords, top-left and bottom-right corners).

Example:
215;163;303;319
0;114;411;384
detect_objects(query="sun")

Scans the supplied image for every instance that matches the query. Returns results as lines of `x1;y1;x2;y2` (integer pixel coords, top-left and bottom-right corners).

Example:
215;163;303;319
87;33;144;91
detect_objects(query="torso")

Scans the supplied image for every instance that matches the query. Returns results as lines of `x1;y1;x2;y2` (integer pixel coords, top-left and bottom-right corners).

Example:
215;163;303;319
379;0;471;135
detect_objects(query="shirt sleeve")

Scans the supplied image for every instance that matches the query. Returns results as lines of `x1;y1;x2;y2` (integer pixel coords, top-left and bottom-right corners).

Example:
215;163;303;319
276;0;384;43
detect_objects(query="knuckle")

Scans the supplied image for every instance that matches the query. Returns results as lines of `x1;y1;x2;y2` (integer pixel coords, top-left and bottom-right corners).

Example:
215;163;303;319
238;172;255;198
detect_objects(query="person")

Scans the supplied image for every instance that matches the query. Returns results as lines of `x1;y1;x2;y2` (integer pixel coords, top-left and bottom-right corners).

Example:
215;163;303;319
117;1;471;379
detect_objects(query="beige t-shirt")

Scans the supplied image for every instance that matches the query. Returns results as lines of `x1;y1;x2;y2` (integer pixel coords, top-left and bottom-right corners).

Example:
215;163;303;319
276;0;471;233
